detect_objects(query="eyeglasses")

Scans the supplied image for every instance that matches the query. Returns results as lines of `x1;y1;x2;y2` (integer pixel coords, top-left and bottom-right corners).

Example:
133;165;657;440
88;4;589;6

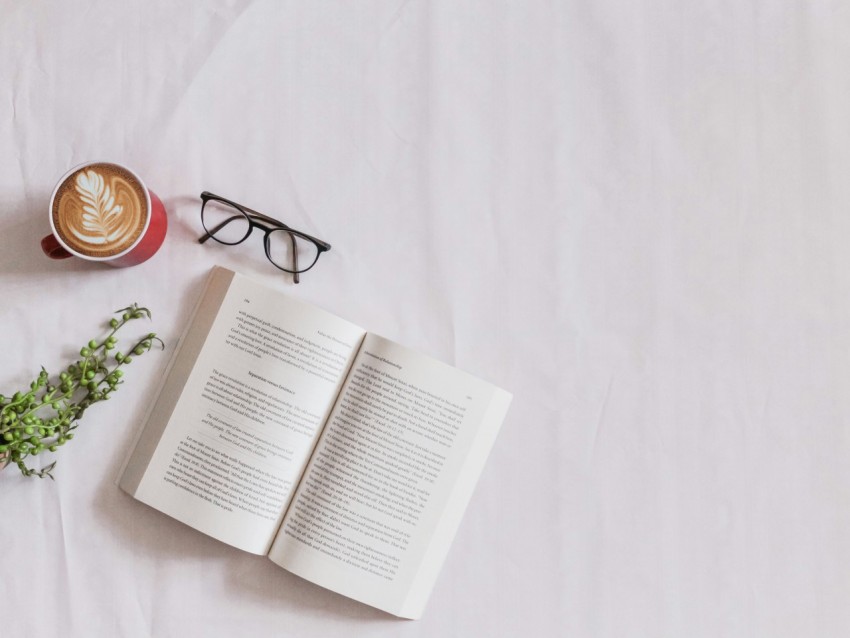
198;191;331;284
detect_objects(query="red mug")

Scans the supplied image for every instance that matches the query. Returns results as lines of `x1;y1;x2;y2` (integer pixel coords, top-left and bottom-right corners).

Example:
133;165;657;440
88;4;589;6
42;161;167;267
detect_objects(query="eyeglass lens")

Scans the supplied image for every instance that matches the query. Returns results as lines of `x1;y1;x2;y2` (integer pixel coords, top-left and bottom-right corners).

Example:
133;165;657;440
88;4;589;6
201;199;250;244
266;228;320;272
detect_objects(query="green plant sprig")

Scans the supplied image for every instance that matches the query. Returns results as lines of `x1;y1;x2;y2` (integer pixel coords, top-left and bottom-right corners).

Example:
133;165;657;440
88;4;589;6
0;304;163;479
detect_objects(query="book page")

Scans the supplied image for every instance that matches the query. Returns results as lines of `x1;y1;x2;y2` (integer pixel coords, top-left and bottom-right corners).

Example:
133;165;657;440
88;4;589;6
120;268;366;554
267;333;511;618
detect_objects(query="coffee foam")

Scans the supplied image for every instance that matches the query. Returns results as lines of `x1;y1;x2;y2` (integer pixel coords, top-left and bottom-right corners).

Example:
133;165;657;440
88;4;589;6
52;163;148;258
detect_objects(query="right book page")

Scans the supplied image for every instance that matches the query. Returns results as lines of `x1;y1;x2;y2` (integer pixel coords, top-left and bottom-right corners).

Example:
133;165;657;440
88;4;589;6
267;333;512;618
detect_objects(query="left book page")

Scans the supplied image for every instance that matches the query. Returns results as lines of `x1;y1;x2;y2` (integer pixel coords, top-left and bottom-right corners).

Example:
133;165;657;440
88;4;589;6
118;267;366;554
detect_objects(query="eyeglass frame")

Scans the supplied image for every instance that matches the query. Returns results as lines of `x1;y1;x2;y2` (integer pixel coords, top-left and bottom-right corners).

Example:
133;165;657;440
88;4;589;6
198;191;331;284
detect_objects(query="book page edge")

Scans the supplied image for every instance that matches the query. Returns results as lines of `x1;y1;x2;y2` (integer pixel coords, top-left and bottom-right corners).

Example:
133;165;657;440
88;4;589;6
398;387;513;619
116;266;235;495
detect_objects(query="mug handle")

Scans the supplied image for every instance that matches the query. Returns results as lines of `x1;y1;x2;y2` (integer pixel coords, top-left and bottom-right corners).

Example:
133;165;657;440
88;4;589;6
41;234;73;259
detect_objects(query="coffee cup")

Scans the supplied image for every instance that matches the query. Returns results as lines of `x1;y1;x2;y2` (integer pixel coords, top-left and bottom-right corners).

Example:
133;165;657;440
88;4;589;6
41;161;168;267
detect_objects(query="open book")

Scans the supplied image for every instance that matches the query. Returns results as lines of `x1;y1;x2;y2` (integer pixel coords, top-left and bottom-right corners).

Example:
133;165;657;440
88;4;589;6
118;266;512;619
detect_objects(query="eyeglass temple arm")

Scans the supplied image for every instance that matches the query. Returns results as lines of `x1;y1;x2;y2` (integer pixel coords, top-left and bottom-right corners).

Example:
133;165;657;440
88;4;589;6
197;214;245;243
290;233;300;284
203;193;330;250
201;192;295;231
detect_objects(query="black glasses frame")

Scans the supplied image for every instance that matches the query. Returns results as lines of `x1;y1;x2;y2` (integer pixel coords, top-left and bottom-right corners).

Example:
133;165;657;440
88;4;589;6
198;191;331;284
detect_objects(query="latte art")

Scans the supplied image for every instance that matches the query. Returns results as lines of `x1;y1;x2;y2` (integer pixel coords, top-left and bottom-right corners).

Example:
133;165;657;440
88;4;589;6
52;163;148;258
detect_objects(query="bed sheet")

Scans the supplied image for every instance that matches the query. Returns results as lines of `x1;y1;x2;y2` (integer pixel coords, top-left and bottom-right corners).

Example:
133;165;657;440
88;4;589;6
2;1;850;636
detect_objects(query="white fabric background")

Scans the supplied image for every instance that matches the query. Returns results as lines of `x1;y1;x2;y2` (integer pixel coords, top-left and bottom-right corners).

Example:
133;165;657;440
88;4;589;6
2;1;850;636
